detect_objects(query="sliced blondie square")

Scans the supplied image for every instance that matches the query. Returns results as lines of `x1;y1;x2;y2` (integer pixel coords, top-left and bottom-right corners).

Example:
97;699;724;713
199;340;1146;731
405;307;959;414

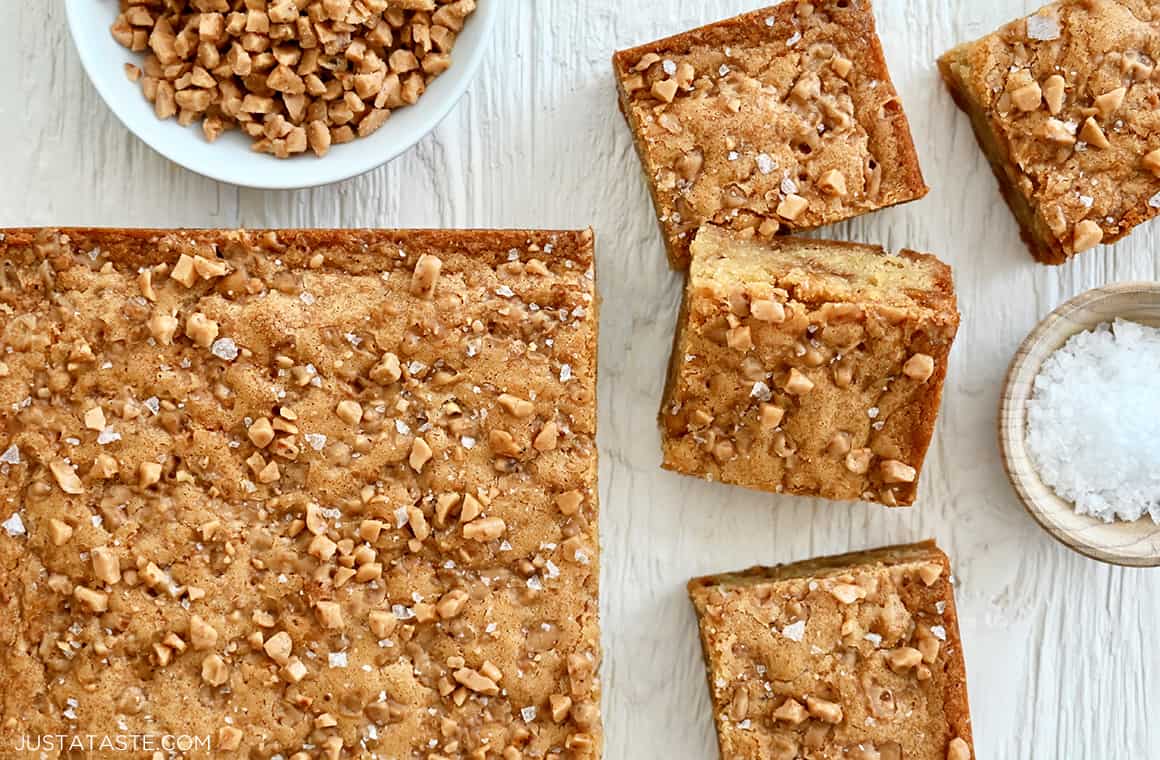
688;541;975;760
614;0;928;269
661;225;959;507
941;0;1160;263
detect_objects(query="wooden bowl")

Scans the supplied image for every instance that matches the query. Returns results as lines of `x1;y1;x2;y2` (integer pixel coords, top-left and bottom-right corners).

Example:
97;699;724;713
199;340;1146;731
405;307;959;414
999;282;1160;567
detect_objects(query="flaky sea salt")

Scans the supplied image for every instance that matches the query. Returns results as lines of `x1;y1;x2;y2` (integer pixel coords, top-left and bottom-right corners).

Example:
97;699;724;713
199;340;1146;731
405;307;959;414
1026;13;1061;41
2;512;26;537
0;445;20;464
1026;319;1160;522
781;619;806;642
211;338;239;361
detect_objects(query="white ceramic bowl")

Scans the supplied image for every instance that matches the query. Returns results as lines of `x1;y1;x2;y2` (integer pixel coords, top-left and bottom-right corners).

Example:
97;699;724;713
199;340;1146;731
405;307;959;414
66;1;500;189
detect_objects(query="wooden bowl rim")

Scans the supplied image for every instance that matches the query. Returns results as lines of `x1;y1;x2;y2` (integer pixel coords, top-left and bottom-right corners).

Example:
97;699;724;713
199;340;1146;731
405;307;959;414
999;281;1160;567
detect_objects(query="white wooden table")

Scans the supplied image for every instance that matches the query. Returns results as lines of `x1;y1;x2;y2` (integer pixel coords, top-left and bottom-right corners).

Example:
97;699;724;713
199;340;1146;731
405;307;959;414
2;1;1158;757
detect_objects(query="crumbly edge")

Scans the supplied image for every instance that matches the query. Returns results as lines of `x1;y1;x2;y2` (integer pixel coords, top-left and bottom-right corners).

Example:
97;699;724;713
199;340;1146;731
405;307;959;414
658;229;960;506
938;43;1070;264
612;67;682;268
687;540;975;757
0;226;605;758
612;0;929;270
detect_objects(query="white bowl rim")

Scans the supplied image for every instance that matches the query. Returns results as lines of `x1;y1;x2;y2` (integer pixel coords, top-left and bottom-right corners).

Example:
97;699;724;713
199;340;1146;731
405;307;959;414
65;0;500;190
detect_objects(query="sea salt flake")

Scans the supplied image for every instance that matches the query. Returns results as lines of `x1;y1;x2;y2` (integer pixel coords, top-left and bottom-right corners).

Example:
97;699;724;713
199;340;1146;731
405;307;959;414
521;706;537;722
1026;13;1061;41
931;625;947;641
780;176;798;195
864;632;883;647
662;59;677;76
756;153;776;175
97;428;121;445
305;433;327;451
781;619;806;641
560;364;572;382
1026;319;1160;522
786;30;802;46
0;445;20;464
211;338;239;361
328;652;348;668
1149;191;1160;208
144;397;160;415
2;512;26;537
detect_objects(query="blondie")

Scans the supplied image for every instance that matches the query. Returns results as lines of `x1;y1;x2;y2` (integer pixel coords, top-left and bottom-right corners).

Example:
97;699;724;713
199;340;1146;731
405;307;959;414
613;0;927;269
0;228;601;759
940;0;1160;263
688;541;975;760
661;225;959;507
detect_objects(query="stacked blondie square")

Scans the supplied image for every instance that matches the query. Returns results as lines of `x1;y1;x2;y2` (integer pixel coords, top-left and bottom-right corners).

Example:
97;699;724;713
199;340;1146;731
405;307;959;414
614;2;973;758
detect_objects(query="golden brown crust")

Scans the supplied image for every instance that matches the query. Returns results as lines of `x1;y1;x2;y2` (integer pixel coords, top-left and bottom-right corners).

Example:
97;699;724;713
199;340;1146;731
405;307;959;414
939;0;1160;264
660;226;959;507
613;0;928;269
0;228;601;759
688;541;975;760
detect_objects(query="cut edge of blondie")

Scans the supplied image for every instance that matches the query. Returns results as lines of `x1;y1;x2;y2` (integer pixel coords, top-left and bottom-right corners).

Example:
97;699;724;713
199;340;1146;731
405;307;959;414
938;43;1069;265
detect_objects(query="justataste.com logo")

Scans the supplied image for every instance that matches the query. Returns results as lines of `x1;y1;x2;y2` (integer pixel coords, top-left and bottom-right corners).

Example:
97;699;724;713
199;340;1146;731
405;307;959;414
11;734;211;753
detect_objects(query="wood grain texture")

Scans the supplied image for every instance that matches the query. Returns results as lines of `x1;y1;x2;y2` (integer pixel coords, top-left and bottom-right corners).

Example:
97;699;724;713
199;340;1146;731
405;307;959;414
1;1;1158;757
1000;283;1160;567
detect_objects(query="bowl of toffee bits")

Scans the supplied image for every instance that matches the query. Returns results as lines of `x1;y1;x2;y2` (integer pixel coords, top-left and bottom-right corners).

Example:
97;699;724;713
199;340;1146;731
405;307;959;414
66;0;499;189
1000;282;1160;566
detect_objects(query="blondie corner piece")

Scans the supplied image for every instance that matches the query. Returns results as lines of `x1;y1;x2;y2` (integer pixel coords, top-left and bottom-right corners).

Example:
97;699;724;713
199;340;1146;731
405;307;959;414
688;541;975;760
0;229;602;759
612;0;928;270
939;0;1160;264
660;226;958;507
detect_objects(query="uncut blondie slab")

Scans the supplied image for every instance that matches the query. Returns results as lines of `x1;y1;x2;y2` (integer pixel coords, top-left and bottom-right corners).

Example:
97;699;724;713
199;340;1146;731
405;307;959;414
940;0;1160;264
661;225;959;507
689;541;975;760
613;0;928;270
0;229;601;759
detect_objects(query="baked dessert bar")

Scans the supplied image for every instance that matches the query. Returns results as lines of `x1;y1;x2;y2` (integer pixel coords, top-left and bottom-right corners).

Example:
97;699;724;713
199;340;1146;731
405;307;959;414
0;228;601;759
661;225;959;507
940;0;1160;264
689;541;975;760
613;0;928;269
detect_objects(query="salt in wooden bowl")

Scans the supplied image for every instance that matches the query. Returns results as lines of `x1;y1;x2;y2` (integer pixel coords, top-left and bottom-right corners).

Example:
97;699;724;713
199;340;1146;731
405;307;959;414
999;282;1160;567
